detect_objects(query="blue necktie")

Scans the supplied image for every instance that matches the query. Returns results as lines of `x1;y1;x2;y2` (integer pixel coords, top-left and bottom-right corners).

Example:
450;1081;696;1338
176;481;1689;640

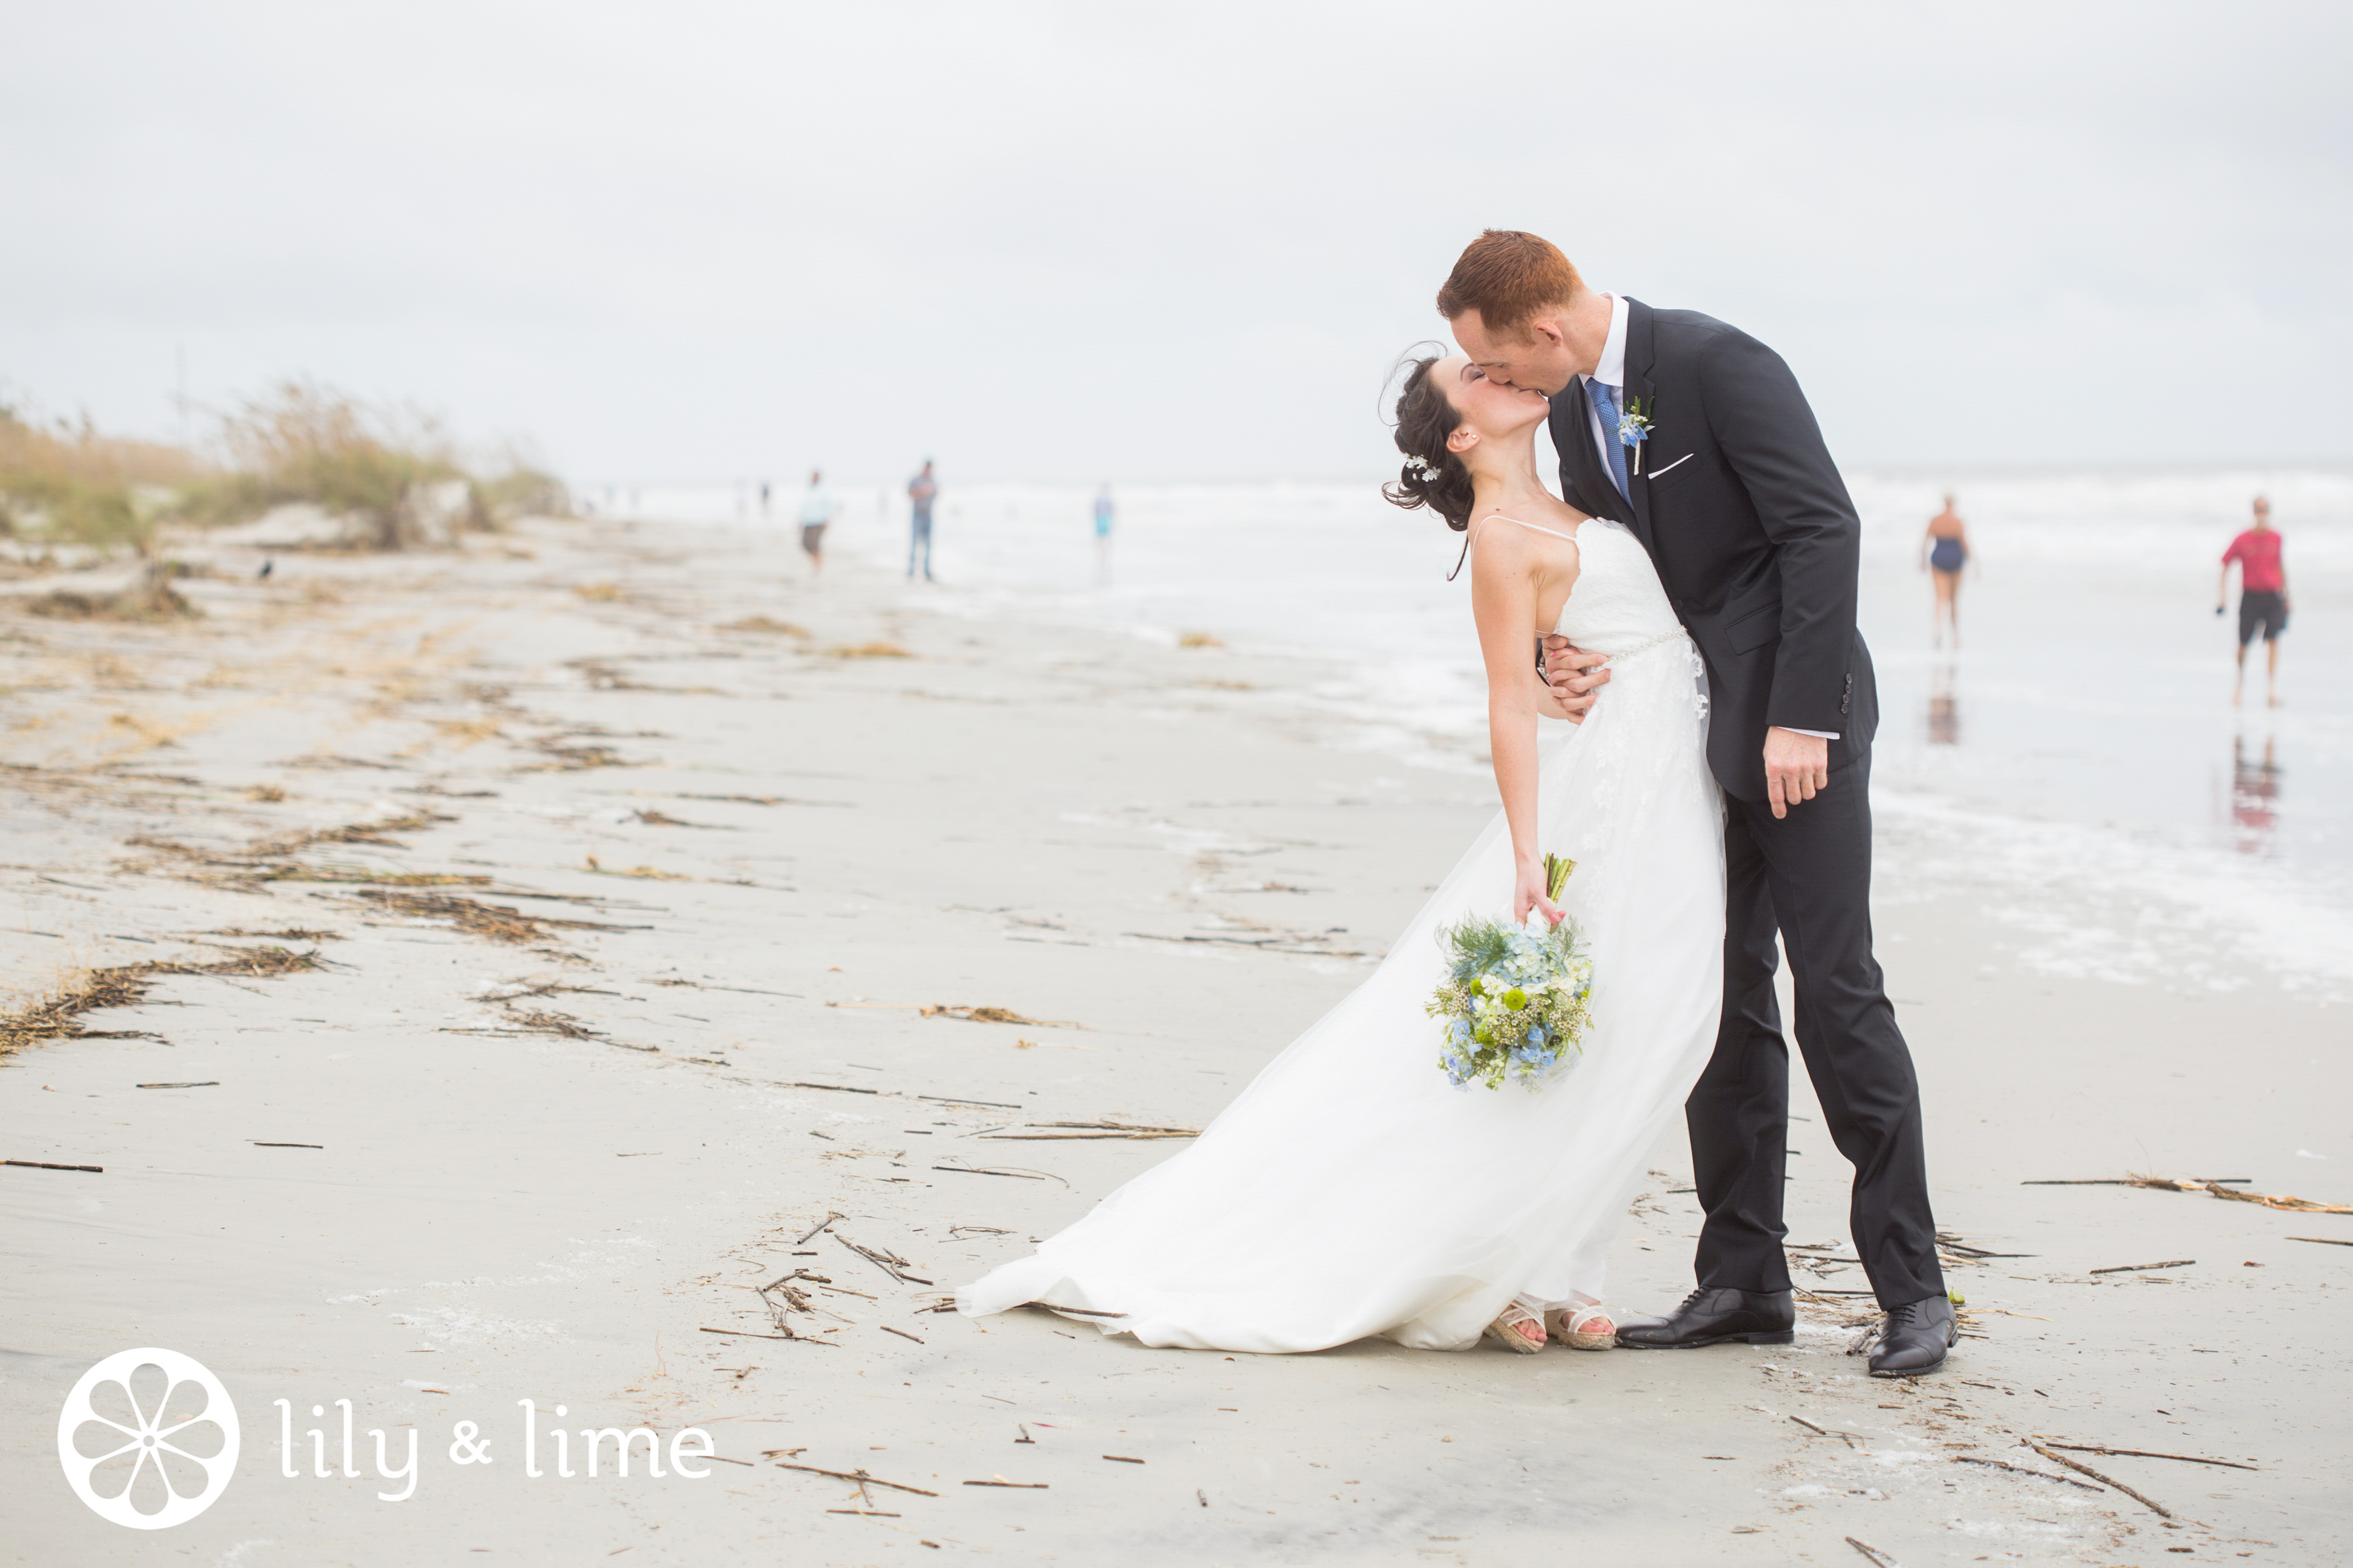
1585;378;1628;501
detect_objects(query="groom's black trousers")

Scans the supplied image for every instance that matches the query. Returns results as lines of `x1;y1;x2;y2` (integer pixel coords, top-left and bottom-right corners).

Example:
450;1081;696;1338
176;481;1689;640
1688;754;1945;1310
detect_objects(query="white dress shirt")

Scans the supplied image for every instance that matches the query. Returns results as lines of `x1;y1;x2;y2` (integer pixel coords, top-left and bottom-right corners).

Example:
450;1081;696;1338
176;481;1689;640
1581;292;1837;741
1576;294;1631;478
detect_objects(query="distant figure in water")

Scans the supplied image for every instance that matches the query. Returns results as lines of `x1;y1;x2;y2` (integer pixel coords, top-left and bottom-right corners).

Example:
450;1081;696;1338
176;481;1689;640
1925;660;1959;746
1092;483;1116;584
907;460;938;581
2219;495;2289;707
759;479;772;519
797;469;838;576
1919;493;1971;649
2231;731;2281;849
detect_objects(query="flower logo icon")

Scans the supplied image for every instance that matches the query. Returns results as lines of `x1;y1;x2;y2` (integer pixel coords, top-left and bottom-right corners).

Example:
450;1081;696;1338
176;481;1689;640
57;1347;239;1529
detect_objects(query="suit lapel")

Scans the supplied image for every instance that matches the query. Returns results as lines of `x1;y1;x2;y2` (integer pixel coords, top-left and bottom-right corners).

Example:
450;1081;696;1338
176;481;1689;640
1620;297;1660;558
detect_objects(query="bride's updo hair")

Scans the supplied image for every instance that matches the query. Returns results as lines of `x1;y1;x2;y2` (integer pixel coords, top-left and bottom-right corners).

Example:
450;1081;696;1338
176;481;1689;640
1382;352;1475;531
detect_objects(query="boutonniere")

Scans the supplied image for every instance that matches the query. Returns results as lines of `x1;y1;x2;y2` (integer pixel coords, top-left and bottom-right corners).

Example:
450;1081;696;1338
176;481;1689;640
1618;395;1654;474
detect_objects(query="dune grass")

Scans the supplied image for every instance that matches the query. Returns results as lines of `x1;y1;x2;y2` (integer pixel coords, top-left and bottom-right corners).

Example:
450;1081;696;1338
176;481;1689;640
1;382;568;558
173;380;467;546
0;405;204;554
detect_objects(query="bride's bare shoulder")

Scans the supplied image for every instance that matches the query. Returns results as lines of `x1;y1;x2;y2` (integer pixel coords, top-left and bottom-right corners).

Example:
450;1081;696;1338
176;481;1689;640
1469;509;1584;558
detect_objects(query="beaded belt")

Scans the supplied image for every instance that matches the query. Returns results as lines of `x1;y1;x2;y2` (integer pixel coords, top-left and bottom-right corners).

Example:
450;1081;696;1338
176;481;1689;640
1602;625;1691;664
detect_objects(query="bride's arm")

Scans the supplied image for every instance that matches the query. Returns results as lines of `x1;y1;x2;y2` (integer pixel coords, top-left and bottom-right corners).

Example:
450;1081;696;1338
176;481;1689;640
1469;538;1575;926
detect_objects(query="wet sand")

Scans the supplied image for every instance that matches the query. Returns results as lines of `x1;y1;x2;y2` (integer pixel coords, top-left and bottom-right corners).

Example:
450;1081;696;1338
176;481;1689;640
1;516;2346;1565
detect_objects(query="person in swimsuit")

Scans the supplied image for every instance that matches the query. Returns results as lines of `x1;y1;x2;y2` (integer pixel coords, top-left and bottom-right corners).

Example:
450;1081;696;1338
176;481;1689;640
1920;493;1971;649
2218;495;2290;707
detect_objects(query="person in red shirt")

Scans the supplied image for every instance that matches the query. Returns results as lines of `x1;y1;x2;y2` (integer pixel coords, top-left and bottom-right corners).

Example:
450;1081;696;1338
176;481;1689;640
2217;496;2291;707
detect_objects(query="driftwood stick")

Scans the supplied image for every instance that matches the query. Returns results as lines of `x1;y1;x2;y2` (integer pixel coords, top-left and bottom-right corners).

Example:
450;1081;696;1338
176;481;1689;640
2045;1442;2256;1472
2289;1235;2353;1247
4;1159;104;1173
931;1165;1045;1180
1789;1414;1858;1448
983;1131;1195;1141
2088;1259;2194;1275
795;1212;843;1245
1953;1455;2102;1491
772;1462;938;1498
836;1231;933;1285
1844;1537;1896;1567
2026;1442;2172;1517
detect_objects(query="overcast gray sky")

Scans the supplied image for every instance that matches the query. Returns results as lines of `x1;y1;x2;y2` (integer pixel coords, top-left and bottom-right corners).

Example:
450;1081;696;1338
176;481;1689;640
4;1;2348;483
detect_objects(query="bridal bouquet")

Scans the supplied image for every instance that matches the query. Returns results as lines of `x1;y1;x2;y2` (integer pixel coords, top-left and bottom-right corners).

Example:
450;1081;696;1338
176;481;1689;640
1425;854;1594;1090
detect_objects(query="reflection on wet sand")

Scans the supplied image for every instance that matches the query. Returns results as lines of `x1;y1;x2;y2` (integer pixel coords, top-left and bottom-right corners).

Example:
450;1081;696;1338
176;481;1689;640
2230;731;2282;853
1926;659;1960;746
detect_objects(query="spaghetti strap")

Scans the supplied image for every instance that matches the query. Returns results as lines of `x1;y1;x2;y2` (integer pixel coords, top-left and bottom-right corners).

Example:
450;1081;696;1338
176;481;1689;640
1488;515;1580;544
1453;513;1582;580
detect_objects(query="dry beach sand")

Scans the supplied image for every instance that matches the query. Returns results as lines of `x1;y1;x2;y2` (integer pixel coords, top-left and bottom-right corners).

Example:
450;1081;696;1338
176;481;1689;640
0;516;2346;1565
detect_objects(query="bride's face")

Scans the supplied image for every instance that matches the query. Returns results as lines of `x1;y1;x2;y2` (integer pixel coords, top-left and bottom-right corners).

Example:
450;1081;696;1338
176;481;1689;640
1433;355;1550;455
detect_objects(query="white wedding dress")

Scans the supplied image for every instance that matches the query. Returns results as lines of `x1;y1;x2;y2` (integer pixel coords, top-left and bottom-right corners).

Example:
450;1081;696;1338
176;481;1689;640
957;517;1727;1352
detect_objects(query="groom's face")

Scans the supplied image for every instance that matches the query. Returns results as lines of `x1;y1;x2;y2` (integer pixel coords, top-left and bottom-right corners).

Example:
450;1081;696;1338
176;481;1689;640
1450;309;1577;398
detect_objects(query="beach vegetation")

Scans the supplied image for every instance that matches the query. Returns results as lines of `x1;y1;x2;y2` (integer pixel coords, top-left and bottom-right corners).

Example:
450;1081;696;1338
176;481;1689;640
173;380;482;547
0;399;205;556
1;379;570;559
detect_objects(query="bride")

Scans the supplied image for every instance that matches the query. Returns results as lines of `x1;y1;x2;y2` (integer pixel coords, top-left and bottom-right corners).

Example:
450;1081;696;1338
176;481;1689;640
955;351;1726;1355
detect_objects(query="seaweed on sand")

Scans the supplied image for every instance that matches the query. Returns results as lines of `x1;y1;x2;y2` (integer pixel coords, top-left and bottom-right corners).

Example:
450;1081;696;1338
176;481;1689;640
0;946;324;1060
354;889;648;945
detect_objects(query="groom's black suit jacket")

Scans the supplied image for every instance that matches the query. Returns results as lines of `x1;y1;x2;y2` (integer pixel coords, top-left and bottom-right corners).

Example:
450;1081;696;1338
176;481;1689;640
1548;299;1877;803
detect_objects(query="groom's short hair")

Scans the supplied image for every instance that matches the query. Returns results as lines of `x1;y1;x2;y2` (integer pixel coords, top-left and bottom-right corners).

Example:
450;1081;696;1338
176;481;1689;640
1436;231;1584;334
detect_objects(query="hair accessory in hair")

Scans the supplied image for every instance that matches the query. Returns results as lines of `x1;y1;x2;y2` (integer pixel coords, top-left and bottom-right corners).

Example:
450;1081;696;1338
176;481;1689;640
1405;454;1438;478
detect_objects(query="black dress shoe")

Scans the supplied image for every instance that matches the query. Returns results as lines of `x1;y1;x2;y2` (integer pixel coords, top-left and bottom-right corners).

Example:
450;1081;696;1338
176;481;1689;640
1867;1295;1956;1378
1615;1287;1795;1349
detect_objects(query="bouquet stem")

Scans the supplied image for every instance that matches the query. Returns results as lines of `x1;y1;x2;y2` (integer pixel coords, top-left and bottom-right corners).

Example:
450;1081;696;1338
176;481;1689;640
1543;853;1576;903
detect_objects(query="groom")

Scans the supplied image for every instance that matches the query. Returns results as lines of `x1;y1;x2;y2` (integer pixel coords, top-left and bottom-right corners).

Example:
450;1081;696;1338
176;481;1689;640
1436;230;1953;1377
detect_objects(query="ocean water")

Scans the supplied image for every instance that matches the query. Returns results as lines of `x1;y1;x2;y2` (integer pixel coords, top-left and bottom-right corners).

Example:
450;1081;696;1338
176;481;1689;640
636;469;2353;1000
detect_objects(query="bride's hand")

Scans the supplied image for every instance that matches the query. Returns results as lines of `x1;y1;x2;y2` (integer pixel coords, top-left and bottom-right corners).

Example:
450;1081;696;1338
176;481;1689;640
1514;859;1566;927
1541;636;1610;723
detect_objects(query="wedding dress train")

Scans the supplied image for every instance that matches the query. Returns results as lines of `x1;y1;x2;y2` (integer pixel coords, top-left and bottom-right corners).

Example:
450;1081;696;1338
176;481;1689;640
957;518;1726;1352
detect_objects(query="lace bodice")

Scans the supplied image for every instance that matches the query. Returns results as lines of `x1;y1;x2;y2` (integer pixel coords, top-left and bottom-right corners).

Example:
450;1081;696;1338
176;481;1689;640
1469;514;1683;656
1548;518;1681;655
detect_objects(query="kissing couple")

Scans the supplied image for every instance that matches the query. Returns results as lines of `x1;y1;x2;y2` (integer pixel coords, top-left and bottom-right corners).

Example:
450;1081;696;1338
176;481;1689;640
958;229;1955;1380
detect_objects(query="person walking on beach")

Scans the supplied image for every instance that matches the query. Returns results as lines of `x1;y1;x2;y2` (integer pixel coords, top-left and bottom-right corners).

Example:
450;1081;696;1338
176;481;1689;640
907;460;938;581
1921;493;1972;649
1092;482;1116;584
2219;496;2289;707
796;469;838;577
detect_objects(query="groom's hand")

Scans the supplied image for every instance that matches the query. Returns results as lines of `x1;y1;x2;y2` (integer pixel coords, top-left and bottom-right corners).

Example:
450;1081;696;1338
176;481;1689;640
1763;727;1830;819
1541;635;1610;723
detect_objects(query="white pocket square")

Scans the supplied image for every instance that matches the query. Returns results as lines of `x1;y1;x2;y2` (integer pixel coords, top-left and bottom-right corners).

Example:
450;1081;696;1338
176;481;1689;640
1648;453;1694;479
